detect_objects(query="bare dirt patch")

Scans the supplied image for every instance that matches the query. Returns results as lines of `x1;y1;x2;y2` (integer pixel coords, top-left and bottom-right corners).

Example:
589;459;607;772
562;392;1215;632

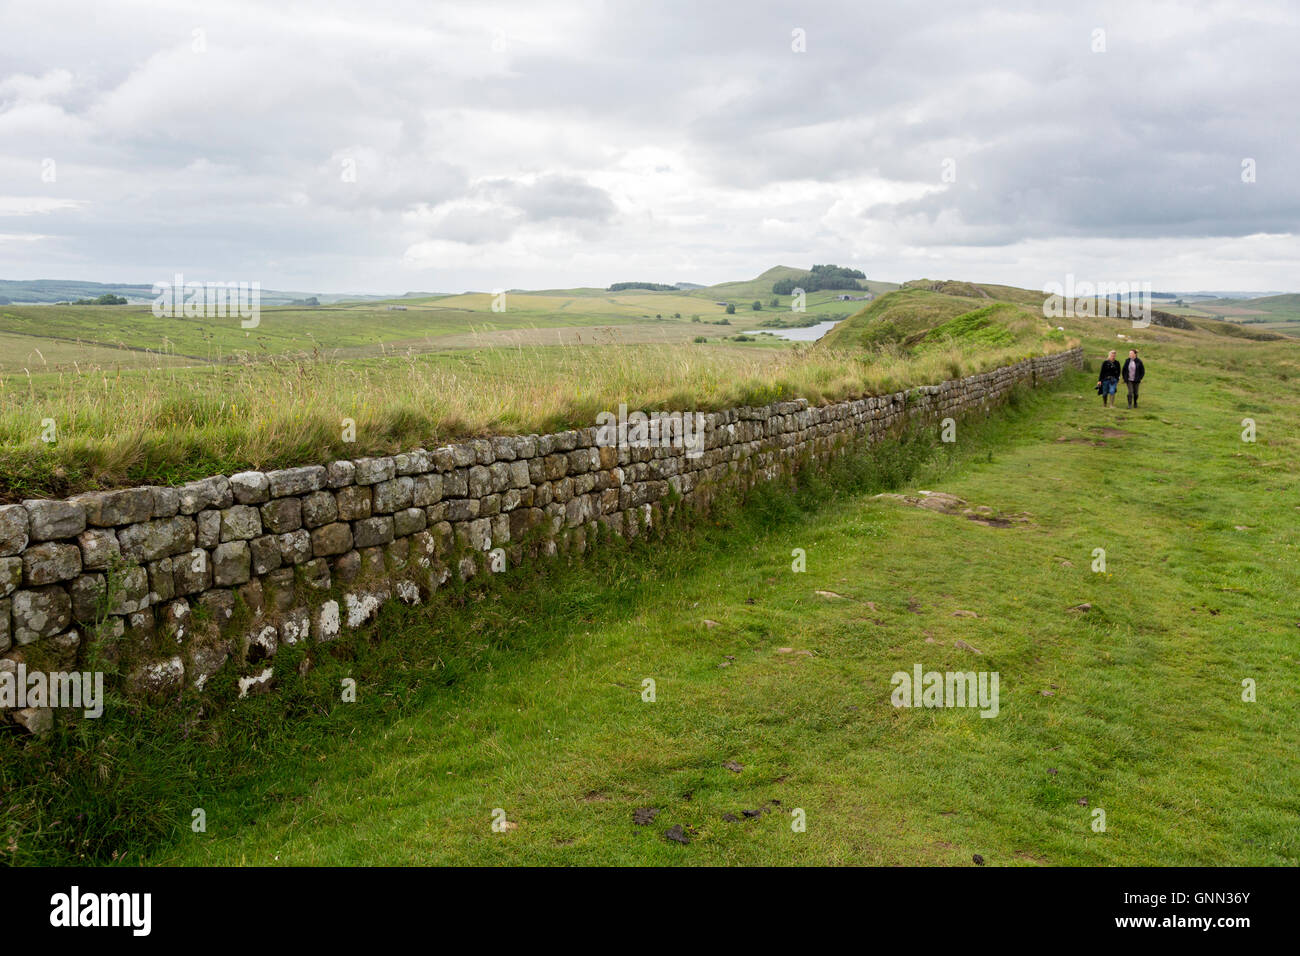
875;491;1031;527
1057;436;1105;446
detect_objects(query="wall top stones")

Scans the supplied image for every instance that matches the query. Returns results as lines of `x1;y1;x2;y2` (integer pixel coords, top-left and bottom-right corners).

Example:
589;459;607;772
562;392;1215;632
1;348;1084;554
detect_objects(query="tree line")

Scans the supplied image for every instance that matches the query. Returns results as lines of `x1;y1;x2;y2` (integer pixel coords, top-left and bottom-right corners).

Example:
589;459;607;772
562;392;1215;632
772;264;866;296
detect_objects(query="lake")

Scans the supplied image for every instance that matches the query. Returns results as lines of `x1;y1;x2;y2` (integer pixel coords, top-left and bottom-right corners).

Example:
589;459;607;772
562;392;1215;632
743;319;843;341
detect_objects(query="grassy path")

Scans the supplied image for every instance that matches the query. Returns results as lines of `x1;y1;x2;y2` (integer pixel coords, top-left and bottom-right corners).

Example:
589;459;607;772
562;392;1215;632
134;344;1298;865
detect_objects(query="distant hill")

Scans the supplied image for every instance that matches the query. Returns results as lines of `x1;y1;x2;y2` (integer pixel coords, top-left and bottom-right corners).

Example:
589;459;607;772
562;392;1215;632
0;280;157;305
1174;292;1300;332
771;264;867;295
0;279;434;307
698;266;898;302
1201;292;1300;315
817;278;1240;356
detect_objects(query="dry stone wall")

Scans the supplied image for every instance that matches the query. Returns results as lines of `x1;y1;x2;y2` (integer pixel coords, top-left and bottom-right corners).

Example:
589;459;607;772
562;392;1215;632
0;347;1082;716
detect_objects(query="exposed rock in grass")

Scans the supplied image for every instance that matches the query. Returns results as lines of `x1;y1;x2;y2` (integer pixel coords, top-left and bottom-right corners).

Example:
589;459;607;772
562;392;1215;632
876;491;1029;527
722;760;744;773
633;807;658;826
13;707;53;736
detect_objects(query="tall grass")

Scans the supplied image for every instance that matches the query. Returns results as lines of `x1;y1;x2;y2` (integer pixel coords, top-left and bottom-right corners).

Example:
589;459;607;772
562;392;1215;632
0;339;1069;500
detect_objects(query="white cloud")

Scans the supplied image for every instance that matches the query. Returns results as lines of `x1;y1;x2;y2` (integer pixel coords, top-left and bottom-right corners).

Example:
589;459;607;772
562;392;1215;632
0;197;86;215
0;0;1296;291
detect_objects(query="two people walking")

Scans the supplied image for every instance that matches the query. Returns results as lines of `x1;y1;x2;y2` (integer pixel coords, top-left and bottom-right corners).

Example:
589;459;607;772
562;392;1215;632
1098;348;1145;408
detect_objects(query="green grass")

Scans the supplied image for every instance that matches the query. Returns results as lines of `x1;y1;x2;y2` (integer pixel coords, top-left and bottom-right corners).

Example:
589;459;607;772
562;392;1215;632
0;272;887;376
0;330;1068;501
4;330;1296;866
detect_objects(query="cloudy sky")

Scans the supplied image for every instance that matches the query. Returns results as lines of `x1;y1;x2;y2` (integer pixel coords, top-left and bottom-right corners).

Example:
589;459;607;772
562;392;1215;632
1;0;1297;294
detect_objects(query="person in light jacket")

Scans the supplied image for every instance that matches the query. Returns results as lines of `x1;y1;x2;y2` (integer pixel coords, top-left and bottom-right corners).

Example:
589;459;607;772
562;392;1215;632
1122;348;1146;408
1097;350;1121;408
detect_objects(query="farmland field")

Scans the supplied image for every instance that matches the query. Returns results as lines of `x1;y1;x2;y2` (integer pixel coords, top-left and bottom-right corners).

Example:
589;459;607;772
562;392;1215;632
0;268;893;372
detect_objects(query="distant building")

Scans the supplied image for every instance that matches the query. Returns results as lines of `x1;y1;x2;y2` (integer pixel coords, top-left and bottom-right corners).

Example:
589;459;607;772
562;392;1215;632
387;305;408;311
715;301;729;307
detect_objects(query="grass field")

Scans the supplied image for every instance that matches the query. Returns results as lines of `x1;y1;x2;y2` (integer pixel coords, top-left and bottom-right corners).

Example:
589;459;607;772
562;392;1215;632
0;277;1057;502
1155;294;1300;336
3;323;1296;866
0;268;891;374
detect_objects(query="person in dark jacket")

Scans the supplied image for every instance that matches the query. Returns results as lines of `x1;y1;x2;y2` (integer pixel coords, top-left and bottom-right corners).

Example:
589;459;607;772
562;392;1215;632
1097;350;1121;407
1122;348;1146;408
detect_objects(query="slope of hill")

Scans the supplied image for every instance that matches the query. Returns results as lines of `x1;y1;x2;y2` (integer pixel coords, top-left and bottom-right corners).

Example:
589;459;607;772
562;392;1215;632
821;286;1053;353
1199;293;1300;326
820;280;1242;358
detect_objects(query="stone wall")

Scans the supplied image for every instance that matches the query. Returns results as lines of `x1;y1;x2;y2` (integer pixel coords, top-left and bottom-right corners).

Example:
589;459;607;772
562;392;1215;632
0;347;1082;717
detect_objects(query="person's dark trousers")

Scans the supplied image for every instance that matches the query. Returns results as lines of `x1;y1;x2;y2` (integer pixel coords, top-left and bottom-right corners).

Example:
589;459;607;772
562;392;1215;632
1126;380;1140;407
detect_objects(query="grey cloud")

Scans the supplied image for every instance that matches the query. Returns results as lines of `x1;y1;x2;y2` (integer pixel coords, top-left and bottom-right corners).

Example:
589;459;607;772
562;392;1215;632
480;174;616;223
0;0;1297;291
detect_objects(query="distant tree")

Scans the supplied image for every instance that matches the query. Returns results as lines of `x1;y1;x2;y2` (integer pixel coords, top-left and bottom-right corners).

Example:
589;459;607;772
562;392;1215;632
725;303;736;315
691;315;701;322
769;297;779;307
608;281;676;292
655;313;662;319
751;300;762;311
693;335;707;343
773;264;865;296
